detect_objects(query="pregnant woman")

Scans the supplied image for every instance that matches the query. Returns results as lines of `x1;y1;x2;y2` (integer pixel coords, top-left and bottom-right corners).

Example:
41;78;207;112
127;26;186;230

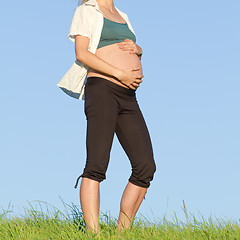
57;0;156;234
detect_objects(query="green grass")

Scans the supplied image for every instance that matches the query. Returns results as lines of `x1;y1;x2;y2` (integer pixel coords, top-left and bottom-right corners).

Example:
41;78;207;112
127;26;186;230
0;199;239;240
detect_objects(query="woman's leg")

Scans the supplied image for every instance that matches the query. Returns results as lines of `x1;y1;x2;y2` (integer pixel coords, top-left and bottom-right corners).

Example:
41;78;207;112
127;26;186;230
77;77;119;233
116;182;147;230
80;178;100;233
115;98;156;230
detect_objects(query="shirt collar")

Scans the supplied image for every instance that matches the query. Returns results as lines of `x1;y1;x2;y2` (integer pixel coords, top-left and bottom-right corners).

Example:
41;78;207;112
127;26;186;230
84;0;101;12
84;0;122;15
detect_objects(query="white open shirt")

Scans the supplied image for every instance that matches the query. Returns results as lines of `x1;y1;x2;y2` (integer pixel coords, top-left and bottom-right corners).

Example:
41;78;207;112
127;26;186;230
56;0;136;100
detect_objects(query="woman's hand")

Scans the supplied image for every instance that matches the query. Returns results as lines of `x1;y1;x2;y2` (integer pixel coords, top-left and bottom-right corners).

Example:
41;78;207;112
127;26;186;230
116;67;144;90
117;39;142;58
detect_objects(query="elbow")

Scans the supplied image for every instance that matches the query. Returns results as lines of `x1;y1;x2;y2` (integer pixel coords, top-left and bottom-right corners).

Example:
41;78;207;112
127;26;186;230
76;54;84;63
76;50;89;63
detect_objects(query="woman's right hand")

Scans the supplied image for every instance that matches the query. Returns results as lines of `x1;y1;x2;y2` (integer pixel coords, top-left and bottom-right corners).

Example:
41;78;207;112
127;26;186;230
116;67;144;90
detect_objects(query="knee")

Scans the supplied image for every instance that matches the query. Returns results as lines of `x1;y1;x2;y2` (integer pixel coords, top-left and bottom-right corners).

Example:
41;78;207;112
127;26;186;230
82;157;108;183
74;168;106;189
151;160;157;177
144;158;157;183
81;170;106;183
129;158;156;189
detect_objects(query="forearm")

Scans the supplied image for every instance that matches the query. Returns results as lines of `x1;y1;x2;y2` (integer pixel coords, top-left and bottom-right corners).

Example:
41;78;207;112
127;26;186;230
76;51;122;80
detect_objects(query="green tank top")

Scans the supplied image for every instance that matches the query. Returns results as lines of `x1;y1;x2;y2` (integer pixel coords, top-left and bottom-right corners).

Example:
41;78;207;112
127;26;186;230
97;17;136;49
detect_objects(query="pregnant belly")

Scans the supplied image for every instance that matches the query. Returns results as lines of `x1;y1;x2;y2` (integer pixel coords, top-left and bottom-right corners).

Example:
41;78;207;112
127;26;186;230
87;42;143;89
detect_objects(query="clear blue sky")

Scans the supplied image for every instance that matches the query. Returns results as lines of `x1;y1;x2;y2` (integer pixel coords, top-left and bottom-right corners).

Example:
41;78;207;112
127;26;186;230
1;0;239;223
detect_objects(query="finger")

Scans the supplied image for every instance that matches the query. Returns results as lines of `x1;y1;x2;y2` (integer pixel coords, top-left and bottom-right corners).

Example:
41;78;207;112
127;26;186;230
118;42;129;45
122;48;135;52
121;47;133;50
129;50;138;54
118;45;131;50
131;81;139;86
132;81;141;86
128;84;136;90
117;42;127;46
131;67;141;71
131;82;140;88
134;74;144;78
121;47;137;51
119;46;133;50
134;79;143;83
118;41;133;46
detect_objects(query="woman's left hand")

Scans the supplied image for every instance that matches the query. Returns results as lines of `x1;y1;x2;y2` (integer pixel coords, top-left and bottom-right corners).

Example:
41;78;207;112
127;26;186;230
117;39;142;56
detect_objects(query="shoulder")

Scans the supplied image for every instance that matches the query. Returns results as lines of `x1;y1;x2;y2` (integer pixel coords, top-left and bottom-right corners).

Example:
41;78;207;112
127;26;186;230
72;3;97;19
70;3;96;25
74;4;92;14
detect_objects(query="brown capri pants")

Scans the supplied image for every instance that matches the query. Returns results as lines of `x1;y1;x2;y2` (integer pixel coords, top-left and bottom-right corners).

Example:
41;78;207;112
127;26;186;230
74;76;156;189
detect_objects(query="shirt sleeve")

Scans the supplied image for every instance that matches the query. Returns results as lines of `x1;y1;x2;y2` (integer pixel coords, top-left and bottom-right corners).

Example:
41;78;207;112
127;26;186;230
68;5;92;42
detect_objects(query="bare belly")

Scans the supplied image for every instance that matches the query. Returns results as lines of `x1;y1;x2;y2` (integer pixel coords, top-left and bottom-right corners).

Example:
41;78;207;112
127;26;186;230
87;42;143;89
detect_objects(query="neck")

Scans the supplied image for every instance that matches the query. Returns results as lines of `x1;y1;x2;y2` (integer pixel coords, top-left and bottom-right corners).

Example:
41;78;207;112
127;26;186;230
96;0;115;10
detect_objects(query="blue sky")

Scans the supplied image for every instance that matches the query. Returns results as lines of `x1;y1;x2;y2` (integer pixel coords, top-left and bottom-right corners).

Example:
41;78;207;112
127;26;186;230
1;0;239;223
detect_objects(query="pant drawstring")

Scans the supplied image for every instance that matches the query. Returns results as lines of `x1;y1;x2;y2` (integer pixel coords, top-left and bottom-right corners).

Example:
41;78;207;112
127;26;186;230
74;176;81;189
